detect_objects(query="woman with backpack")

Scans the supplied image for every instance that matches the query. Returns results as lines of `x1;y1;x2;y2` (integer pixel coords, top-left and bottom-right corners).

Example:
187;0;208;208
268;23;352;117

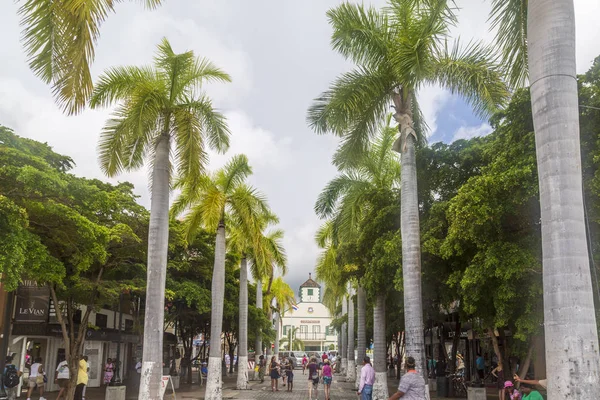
307;357;321;400
3;355;23;400
27;357;46;400
54;357;69;400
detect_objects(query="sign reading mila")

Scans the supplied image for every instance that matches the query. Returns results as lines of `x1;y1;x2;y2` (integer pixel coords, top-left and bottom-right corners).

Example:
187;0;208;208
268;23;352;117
15;280;50;322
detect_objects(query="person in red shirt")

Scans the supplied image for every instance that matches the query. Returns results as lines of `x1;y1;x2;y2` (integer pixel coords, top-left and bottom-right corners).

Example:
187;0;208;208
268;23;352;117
322;352;328;361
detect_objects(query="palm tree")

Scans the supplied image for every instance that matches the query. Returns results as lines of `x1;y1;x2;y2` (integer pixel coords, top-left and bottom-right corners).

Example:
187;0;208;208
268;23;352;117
18;0;163;114
228;215;278;390
89;38;230;400
346;285;356;382
172;154;271;400
490;1;600;395
265;277;295;359
372;294;388;399
280;327;305;352
356;285;366;389
308;1;508;379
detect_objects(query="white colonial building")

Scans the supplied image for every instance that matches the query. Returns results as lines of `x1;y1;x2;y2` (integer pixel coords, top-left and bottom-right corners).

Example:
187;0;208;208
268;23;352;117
278;274;338;352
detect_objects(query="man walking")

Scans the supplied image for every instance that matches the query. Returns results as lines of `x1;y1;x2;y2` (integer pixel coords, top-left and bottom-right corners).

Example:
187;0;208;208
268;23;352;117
357;356;375;400
389;356;426;399
3;355;23;400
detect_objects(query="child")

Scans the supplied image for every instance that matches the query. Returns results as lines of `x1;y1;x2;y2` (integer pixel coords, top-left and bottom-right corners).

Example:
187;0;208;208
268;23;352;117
285;360;294;391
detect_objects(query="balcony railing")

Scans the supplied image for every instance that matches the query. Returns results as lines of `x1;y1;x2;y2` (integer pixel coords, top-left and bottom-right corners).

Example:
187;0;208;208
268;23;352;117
295;332;326;341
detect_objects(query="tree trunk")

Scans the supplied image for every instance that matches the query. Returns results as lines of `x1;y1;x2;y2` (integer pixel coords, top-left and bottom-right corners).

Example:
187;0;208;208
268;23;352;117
346;289;356;382
205;221;226;400
516;342;535;389
398;110;427;383
265;307;273;357
254;278;263;376
138;134;170;400
488;327;503;370
373;295;388;400
356;286;366;389
528;1;600;398
237;257;248;389
341;295;348;374
274;311;280;359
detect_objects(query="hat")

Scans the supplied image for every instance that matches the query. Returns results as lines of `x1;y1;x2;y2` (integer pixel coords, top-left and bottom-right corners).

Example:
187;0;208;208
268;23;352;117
324;359;330;364
504;381;514;388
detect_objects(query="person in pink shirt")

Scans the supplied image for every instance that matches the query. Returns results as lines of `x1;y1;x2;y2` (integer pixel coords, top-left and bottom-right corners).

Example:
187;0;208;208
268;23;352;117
505;381;522;400
322;359;333;400
358;356;376;400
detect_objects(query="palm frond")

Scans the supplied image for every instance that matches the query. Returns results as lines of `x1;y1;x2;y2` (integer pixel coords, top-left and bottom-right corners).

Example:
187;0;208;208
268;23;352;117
89;65;158;108
429;40;510;118
327;3;389;68
172;106;209;186
315;221;334;249
218;154;252;194
179;96;230;153
174;57;232;100
489;0;528;88
314;172;370;219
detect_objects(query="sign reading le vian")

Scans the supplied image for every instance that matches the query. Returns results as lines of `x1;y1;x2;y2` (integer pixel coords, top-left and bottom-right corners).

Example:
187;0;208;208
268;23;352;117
15;280;50;323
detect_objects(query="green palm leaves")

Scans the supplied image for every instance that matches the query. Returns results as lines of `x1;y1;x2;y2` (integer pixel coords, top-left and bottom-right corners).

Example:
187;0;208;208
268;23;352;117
308;0;508;162
91;38;231;184
18;0;163;115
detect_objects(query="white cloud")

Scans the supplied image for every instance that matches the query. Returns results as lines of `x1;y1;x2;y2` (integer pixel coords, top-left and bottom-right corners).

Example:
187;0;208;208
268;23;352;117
452;123;493;142
416;85;452;137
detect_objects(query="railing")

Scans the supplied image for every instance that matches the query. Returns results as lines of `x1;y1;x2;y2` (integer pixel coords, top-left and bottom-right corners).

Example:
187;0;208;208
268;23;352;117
295;332;327;340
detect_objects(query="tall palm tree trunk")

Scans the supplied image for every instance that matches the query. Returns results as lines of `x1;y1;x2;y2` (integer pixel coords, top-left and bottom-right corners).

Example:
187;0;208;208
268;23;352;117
356;286;366;389
372;295;388;400
341;296;348;373
274;311;280;359
528;1;600;397
205;221;227;400
254;279;263;379
347;290;356;382
236;257;248;390
397;105;427;381
139;135;170;400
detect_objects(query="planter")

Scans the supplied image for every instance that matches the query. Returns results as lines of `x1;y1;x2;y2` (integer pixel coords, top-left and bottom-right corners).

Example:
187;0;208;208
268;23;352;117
467;387;486;400
436;376;449;398
429;379;437;392
105;385;126;400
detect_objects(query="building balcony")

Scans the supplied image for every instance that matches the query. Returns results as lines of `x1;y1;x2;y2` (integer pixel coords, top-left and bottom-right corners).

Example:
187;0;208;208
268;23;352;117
295;332;327;341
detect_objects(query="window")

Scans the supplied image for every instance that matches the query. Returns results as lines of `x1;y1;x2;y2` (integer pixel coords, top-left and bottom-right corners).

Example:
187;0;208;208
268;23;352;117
125;319;134;331
325;326;330;336
95;313;107;328
307;289;313;296
283;325;288;336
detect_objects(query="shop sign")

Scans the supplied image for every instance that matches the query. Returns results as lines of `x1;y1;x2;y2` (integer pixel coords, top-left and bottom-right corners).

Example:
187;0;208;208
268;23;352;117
15;281;50;322
300;320;320;324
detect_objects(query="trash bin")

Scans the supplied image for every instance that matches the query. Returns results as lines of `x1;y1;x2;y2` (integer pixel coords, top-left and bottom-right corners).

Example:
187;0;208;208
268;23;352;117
436;376;449;398
170;375;180;389
105;385;126;400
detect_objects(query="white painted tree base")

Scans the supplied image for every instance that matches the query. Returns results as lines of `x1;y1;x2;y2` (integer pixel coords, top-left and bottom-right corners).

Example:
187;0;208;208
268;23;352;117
424;382;431;400
346;360;356;382
373;371;389;400
355;364;362;389
204;356;223;400
236;356;248;390
138;361;160;400
341;359;347;374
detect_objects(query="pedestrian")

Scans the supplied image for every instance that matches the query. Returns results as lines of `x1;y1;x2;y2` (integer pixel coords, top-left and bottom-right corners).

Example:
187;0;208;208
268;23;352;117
3;355;23;400
520;383;544;400
307;357;321;400
388;356;426;400
74;356;88;400
258;355;265;383
505;381;522;400
55;357;70;400
103;358;114;385
322;359;333;400
26;357;46;400
281;357;287;385
269;356;280;392
357;356;375;400
492;362;505;400
476;353;485;381
302;355;308;374
81;356;89;400
285;358;294;392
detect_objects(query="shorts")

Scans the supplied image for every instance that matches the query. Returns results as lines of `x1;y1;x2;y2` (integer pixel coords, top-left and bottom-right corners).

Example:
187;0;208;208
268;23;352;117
286;375;293;382
323;376;332;385
28;377;44;388
58;378;69;388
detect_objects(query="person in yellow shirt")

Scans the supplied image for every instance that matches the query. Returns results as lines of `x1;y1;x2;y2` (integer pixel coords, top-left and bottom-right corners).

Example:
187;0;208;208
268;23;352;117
74;357;88;400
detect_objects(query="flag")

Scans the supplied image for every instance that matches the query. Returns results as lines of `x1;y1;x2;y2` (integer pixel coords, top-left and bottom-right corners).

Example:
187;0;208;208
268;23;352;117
292;304;299;311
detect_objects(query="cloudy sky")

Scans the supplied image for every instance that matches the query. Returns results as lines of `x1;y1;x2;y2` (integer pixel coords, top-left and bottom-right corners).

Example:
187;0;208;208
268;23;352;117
1;0;599;294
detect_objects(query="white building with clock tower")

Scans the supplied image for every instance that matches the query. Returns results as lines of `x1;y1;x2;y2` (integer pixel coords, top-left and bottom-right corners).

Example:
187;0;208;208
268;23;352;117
278;273;338;352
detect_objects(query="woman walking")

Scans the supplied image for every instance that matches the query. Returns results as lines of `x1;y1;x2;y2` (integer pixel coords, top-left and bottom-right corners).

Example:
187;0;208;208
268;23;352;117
322;359;333;400
103;358;114;385
26;357;46;400
307;357;321;400
269;356;280;392
492;362;505;400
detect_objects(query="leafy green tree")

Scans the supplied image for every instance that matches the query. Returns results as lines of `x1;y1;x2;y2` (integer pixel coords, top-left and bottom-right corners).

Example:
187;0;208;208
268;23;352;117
308;0;508;383
490;2;600;394
89;38;231;400
171;154;273;399
17;0;163;114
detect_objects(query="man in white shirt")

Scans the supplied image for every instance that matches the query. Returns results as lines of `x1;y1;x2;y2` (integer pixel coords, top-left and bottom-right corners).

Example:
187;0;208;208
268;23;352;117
55;358;69;400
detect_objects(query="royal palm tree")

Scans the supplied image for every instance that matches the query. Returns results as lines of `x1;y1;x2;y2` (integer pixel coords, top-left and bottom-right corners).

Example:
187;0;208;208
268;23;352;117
89;38;230;400
356;285;367;389
265;277;295;359
490;1;600;396
172;154;271;400
346;285;356;382
280;327;305;352
372;294;388;399
308;0;508;379
18;0;163;114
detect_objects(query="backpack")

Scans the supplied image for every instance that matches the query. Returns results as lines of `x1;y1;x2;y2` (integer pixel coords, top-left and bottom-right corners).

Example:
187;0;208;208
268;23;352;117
4;365;20;388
